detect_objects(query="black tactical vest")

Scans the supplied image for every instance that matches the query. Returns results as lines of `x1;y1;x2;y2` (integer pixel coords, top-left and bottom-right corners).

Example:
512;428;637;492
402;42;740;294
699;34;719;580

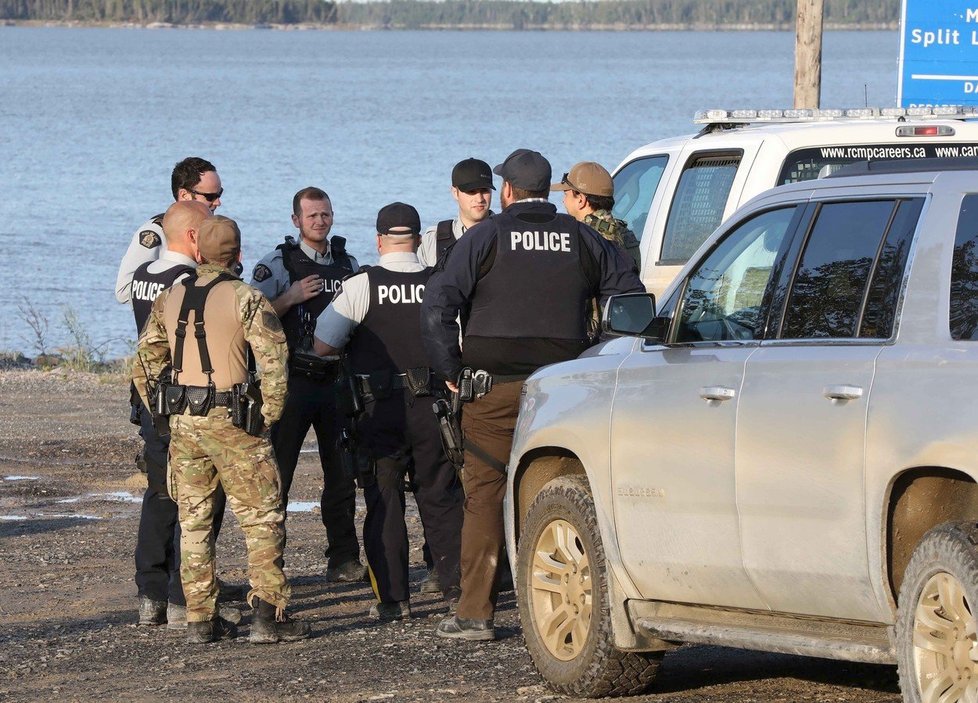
465;209;592;342
347;266;432;376
130;260;195;333
277;236;354;351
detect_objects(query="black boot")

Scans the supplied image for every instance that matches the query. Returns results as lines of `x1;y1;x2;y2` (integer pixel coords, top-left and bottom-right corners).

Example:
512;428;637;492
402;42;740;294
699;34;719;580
249;598;310;644
186;618;236;644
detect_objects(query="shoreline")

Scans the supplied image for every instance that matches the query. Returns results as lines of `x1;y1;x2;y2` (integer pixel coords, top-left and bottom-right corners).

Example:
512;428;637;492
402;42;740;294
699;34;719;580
1;19;899;31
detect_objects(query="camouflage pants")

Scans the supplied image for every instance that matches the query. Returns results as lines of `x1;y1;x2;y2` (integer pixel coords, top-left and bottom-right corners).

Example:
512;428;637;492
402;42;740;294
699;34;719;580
169;413;289;622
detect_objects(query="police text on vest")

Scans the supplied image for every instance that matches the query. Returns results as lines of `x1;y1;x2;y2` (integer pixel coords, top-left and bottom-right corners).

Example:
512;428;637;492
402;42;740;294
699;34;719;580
378;284;425;304
511;230;571;252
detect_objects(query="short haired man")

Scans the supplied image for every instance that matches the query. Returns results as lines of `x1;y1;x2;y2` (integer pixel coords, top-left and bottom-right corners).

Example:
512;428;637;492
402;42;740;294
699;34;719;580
422;149;645;640
551;161;641;271
130;200;236;629
250;187;365;583
417;158;495;266
116;156;223;304
313;203;463;621
133;215;308;644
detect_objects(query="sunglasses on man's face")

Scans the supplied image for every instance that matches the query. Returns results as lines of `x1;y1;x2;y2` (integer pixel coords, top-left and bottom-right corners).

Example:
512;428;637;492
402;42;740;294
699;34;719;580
190;187;223;203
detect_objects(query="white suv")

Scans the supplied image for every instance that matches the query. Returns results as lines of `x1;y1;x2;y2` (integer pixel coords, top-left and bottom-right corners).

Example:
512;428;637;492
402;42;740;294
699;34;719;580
611;107;978;297
506;159;978;702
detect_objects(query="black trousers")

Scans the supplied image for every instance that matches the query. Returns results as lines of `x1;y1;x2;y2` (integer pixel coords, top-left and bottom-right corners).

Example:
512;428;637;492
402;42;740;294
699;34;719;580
359;389;462;604
134;404;226;604
270;373;359;566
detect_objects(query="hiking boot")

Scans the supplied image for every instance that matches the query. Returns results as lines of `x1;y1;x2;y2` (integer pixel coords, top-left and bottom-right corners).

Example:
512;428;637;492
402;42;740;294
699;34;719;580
137;596;167;626
418;569;441;594
249;598;311;644
167;603;241;630
217;579;247;602
435;615;495;641
186;618;236;644
325;560;367;583
369;600;411;621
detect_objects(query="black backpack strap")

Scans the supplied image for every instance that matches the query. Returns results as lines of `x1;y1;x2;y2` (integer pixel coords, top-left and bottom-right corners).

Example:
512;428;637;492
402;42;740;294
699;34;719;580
435;220;455;261
329;236;354;271
172;273;236;385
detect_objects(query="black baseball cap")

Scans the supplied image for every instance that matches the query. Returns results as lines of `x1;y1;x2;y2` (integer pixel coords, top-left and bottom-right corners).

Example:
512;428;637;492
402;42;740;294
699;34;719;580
376;202;421;236
493;149;551;191
451;158;495;192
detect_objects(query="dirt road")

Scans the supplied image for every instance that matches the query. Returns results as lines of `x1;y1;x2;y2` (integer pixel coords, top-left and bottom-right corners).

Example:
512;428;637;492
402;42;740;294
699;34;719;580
0;369;903;702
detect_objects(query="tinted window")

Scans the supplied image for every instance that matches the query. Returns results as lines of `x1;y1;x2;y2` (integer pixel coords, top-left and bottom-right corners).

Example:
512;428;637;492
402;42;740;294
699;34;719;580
859;199;921;338
778;144;978;185
951;193;978;340
675;207;796;344
661;153;741;264
782;200;896;339
612;155;668;242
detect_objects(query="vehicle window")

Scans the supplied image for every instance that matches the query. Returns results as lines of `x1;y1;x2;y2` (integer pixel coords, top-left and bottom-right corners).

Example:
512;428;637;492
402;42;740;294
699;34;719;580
950;193;978;340
781;200;896;339
661;153;741;265
675;207;797;344
778;144;978;185
611;155;668;242
859;199;922;338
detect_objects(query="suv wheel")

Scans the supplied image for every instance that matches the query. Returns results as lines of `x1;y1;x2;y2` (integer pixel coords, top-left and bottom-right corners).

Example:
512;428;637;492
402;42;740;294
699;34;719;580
897;522;978;703
517;475;661;697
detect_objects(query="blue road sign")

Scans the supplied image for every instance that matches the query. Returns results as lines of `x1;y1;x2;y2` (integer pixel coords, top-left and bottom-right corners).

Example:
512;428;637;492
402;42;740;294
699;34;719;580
900;0;978;107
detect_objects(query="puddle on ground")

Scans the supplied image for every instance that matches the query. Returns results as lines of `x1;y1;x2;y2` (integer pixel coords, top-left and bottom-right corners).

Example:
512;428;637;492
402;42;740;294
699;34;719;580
3;476;40;481
0;513;101;521
288;501;319;513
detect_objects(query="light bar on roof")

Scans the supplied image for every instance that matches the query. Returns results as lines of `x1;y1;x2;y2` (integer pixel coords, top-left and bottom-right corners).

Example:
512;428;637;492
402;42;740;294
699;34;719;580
693;106;978;124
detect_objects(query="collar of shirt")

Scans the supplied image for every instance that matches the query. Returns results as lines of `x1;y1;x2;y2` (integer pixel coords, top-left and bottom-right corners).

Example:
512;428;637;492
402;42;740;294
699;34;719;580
505;199;558;216
299;238;331;264
379;251;426;272
160;250;198;268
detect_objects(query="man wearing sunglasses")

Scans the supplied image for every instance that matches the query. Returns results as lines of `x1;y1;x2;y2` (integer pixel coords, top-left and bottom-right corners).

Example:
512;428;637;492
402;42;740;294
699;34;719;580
115;156;223;305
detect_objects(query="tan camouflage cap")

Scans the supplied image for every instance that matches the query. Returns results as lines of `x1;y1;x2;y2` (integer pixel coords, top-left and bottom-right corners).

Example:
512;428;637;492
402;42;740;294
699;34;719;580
550;161;614;198
197;215;240;264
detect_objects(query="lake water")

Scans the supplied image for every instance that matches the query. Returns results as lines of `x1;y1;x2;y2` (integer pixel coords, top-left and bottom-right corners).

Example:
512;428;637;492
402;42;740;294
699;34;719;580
0;27;900;357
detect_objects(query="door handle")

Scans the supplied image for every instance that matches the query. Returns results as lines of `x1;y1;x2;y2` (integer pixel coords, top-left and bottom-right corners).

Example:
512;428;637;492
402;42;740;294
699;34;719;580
700;386;736;402
823;384;864;402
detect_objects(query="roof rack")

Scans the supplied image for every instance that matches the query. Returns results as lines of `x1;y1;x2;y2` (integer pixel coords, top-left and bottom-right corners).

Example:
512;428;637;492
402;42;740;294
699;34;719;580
694;106;978;125
827;156;978;178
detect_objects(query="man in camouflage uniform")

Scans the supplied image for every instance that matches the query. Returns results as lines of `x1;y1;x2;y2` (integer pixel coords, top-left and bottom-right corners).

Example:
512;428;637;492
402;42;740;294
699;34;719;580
133;215;309;644
552;161;643;337
551;161;641;271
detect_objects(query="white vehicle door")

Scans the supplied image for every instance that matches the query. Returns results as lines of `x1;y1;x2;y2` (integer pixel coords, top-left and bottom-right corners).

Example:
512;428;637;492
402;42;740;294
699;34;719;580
610;205;801;607
737;196;922;622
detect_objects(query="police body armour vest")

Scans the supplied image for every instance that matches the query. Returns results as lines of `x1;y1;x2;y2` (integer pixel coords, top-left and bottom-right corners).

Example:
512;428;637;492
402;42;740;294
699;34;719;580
131;261;195;333
465;210;592;342
347;266;432;376
435;220;455;262
277;236;354;350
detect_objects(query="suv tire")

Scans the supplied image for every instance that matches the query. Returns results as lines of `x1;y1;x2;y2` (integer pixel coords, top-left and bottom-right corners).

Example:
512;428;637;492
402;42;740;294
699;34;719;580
517;475;661;697
897;522;978;703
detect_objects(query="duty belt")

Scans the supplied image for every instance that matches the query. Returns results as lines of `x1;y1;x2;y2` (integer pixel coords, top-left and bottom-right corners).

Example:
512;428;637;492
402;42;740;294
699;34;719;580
356;373;409;396
173;386;236;415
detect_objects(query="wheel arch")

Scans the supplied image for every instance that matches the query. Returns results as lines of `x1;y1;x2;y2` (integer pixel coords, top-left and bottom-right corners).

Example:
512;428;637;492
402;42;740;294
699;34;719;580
884;466;978;603
511;447;586;547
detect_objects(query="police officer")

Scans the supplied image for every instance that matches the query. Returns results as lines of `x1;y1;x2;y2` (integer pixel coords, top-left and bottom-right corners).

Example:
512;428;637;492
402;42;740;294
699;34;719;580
417;158;495;267
313;203;463;620
250;186;366;583
131;200;235;629
116;157;223;304
133;215;309;644
421;149;645;641
552;161;641;270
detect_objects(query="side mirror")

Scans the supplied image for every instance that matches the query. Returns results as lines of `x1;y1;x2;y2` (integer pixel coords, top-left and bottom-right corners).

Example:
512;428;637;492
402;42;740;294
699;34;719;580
603;293;668;342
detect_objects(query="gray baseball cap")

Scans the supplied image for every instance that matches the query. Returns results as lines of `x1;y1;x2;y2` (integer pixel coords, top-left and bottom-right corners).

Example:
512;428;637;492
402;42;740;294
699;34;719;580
493;149;552;191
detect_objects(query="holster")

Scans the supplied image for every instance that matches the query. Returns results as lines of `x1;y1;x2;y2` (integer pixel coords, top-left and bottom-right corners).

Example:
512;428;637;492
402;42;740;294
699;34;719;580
232;379;265;437
336;359;364;418
367;369;393;401
129;382;142;426
433;397;465;471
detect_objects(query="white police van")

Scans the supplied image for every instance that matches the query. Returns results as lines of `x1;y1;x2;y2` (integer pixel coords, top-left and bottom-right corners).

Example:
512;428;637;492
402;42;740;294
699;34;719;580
611;106;978;296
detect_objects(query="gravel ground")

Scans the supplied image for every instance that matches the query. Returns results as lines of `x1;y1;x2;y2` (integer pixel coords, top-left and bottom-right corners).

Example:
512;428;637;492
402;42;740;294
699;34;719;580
0;369;904;702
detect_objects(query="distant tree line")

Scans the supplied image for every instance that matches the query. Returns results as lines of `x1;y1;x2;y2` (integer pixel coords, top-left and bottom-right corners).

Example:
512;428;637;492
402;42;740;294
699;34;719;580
0;0;899;28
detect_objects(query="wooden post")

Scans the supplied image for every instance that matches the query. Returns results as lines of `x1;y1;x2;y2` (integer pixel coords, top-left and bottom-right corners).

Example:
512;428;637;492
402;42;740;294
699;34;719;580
794;0;824;109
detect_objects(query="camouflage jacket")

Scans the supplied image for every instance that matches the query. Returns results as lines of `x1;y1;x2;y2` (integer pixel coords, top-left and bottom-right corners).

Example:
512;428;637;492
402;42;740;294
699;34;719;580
132;264;290;425
584;210;642;272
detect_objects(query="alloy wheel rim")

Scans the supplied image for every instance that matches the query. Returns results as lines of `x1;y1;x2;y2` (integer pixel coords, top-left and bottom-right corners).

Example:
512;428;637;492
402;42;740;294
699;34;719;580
913;571;978;702
529;518;592;661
